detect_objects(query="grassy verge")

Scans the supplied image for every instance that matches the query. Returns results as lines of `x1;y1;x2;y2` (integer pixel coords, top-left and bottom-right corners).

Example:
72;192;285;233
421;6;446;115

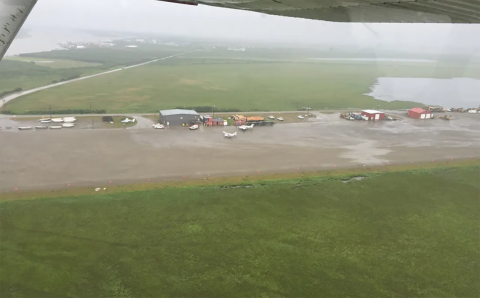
0;163;478;297
2;158;477;201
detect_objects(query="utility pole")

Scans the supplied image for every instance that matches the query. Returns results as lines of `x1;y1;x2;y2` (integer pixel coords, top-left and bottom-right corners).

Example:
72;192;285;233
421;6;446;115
49;105;52;118
213;105;215;119
90;102;92;112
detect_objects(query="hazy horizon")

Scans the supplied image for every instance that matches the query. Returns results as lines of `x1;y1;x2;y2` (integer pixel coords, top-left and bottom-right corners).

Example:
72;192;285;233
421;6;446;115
5;0;477;56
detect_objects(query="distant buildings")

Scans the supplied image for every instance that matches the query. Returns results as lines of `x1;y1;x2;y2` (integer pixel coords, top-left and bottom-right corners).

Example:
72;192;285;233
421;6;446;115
227;47;246;51
125;45;138;48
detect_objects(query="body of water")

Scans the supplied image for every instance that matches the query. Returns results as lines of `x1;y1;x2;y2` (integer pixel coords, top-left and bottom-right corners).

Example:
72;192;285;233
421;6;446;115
5;28;118;56
366;77;480;108
311;58;435;63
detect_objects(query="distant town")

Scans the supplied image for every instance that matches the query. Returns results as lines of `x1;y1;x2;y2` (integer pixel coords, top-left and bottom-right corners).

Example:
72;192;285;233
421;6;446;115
56;37;249;51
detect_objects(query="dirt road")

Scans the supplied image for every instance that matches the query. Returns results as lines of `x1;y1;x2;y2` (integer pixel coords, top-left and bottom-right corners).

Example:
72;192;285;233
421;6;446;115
0;112;479;192
0;51;194;109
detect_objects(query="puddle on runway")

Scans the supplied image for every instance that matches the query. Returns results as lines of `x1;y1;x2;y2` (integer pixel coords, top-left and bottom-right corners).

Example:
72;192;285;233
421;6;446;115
342;176;366;183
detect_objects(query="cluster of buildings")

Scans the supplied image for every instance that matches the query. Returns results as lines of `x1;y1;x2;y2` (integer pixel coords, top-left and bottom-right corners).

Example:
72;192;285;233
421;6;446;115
157;109;274;127
341;108;436;121
58;41;115;50
158;109;228;127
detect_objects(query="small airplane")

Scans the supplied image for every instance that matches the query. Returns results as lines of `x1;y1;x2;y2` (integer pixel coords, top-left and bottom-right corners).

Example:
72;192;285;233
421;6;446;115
238;124;254;131
277;117;284;121
189;124;199;130
152;123;165;129
223;131;237;138
121;117;136;123
297;115;304;119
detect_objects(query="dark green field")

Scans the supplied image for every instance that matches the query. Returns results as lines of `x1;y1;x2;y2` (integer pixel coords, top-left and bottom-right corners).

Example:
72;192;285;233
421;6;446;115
3;59;433;113
4;45;480;114
1;166;479;297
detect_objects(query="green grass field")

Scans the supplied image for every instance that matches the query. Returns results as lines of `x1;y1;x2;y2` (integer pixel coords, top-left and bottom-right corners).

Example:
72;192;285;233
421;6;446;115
1;60;427;113
1;165;478;297
0;45;188;95
7;51;480;114
4;46;480;114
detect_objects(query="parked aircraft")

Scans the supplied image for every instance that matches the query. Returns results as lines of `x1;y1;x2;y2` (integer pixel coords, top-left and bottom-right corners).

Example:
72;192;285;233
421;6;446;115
238;124;254;131
121;118;136;123
223;131;237;138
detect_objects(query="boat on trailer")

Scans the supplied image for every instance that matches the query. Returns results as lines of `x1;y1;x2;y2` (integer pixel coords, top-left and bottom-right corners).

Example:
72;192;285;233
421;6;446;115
18;126;33;130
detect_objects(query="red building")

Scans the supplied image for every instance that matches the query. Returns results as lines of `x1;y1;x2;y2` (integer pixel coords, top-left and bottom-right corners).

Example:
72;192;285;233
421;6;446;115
203;115;225;126
408;108;433;119
361;110;385;120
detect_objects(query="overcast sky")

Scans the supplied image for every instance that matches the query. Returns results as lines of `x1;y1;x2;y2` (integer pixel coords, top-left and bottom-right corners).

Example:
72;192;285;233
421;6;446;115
21;0;480;54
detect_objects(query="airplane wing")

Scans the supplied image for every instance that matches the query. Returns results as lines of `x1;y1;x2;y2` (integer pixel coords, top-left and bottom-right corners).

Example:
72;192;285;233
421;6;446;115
166;0;480;24
0;0;37;59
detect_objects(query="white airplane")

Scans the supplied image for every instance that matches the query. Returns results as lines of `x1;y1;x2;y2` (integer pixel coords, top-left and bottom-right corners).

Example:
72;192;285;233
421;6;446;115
63;117;76;123
223;131;237;138
268;116;275;119
121;118;135;123
152;123;165;129
238;124;254;131
189;125;199;130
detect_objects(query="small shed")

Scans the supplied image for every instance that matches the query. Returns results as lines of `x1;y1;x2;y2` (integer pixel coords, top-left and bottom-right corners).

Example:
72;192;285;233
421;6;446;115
203;115;224;126
212;118;224;126
361;110;385;120
409;108;433;119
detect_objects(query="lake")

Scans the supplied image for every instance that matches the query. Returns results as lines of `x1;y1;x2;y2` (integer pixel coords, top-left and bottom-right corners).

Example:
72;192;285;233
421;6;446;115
5;27;119;56
366;77;480;108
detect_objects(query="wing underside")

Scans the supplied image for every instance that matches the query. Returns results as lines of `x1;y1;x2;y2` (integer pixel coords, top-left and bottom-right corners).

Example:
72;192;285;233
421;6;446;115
167;0;480;23
0;0;37;60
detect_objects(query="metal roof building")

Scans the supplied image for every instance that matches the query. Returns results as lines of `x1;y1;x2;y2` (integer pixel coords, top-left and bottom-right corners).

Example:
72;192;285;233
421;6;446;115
159;109;201;126
361;109;385;120
408;108;433;119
